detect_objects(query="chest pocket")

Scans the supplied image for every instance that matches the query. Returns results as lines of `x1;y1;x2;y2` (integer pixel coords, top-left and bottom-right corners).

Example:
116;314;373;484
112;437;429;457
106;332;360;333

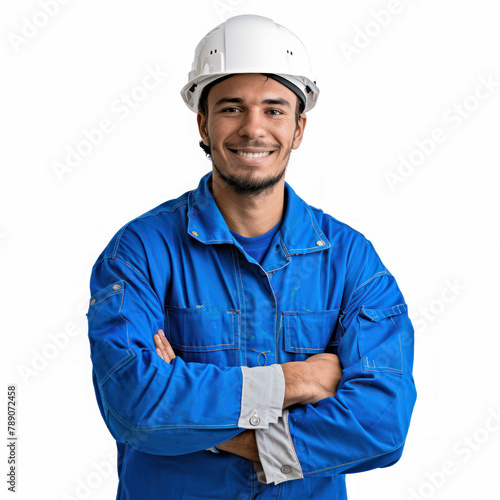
282;308;342;360
165;306;240;367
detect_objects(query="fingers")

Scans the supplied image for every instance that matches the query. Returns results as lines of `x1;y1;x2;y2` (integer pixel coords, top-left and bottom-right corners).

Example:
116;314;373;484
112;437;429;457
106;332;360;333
162;331;176;361
153;329;176;363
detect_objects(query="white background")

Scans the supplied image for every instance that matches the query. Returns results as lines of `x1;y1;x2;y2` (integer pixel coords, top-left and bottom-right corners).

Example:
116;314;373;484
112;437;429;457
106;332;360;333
1;1;499;499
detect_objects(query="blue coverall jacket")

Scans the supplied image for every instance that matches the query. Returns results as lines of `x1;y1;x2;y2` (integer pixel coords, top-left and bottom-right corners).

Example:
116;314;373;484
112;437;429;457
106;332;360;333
87;172;417;499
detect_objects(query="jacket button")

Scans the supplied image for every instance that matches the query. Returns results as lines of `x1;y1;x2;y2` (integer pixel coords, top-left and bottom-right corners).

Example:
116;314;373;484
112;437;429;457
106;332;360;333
316;240;325;246
280;465;292;474
249;415;261;426
192;230;199;236
90;299;95;306
112;284;121;291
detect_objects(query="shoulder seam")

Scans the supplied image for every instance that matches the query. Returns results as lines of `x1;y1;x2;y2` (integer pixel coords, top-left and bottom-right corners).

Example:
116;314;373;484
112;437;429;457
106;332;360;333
111;199;188;258
353;270;392;294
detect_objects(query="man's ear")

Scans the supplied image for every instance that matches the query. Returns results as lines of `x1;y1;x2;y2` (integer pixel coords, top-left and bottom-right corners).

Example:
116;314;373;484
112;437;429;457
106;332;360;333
292;113;307;150
197;111;209;146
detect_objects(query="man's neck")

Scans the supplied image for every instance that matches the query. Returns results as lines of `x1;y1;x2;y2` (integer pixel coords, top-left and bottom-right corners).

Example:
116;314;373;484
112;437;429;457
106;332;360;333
210;172;285;238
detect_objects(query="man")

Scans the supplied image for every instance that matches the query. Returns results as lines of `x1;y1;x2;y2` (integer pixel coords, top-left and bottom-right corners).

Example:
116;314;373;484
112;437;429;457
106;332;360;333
87;14;416;499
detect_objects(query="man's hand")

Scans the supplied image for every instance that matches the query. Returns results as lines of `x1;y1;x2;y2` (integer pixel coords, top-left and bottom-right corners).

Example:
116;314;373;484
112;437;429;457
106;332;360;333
152;331;342;462
215;430;260;462
153;330;341;406
282;353;342;408
153;329;176;363
153;331;341;407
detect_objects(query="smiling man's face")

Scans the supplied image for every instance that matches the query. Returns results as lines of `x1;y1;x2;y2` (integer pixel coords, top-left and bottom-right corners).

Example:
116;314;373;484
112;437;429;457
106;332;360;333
197;73;307;196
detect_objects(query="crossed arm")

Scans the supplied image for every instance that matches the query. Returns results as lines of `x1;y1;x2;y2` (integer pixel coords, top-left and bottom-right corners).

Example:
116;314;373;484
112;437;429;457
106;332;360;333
153;328;343;462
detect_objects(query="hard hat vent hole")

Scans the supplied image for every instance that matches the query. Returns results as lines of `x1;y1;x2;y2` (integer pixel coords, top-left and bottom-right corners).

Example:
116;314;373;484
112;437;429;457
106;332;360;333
287;50;293;55
214;49;217;53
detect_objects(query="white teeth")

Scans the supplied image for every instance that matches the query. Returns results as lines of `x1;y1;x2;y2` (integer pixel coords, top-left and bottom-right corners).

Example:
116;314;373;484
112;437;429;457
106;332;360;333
235;151;271;158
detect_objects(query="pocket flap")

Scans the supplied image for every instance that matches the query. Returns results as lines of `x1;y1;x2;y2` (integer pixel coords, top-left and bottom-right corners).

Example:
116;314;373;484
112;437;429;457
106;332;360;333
359;304;407;322
165;306;239;352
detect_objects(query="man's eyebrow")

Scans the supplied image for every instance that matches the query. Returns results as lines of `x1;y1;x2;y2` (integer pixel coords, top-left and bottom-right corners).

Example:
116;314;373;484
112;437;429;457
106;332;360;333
213;97;292;108
214;97;244;107
261;98;292;108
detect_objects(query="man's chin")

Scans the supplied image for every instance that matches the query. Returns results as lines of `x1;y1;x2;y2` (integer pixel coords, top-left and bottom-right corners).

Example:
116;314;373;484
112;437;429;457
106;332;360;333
212;162;287;196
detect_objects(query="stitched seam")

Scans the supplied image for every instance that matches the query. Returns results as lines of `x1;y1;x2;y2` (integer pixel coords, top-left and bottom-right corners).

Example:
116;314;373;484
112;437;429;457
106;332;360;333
95;290;134;385
170;344;237;350
363;359;402;373
354;271;390;294
303;201;323;239
280;233;290;260
166;310;238;349
362;303;407;321
391;315;404;372
118;290;130;349
117;442;130;500
284;411;303;475
103;257;165;317
303;441;405;475
97;350;135;386
91;290;123;307
365;372;405;434
196;238;234;244
109;198;187;257
232;246;247;367
284;311;336;352
106;402;236;431
265;259;292;274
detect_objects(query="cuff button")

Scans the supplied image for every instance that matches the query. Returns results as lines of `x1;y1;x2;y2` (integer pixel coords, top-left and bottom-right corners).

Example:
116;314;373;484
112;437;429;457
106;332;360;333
281;465;292;474
249;415;261;426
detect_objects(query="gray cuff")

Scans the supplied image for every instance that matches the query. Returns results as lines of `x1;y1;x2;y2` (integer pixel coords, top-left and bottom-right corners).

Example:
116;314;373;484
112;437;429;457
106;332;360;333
238;364;285;429
254;410;303;485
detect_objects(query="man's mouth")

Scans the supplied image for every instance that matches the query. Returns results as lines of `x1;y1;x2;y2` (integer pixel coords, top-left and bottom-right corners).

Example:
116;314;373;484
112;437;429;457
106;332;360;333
228;149;274;159
236;151;271;158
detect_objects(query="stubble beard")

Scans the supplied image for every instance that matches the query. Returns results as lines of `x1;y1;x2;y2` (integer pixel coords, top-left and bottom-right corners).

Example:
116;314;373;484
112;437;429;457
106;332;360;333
210;142;293;196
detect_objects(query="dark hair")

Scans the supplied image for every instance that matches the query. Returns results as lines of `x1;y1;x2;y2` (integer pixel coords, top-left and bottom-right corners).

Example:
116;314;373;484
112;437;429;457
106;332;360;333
198;77;305;158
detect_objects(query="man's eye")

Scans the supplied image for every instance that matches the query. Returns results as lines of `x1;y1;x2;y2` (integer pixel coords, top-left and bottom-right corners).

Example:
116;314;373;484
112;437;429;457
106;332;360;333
222;107;241;113
267;109;283;116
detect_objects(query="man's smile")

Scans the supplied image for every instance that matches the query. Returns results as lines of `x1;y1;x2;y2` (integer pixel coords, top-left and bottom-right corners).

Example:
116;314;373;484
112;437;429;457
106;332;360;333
227;148;276;163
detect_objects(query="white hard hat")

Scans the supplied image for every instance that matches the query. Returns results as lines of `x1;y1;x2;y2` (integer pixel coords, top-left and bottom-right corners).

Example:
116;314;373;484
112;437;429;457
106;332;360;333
180;14;319;113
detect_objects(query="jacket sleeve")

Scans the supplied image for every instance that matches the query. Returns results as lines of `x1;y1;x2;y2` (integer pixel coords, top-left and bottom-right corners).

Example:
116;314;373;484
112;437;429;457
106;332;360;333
255;239;417;484
87;228;284;457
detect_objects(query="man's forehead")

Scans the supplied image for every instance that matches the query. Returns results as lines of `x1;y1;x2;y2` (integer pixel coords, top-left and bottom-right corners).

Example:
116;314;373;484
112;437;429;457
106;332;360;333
207;73;299;106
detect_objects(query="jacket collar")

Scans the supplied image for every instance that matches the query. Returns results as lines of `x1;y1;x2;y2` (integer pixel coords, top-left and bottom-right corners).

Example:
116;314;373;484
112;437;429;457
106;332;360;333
187;172;330;256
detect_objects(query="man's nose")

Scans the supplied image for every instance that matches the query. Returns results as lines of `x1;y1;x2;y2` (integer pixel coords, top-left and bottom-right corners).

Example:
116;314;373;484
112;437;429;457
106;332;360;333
238;109;266;139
